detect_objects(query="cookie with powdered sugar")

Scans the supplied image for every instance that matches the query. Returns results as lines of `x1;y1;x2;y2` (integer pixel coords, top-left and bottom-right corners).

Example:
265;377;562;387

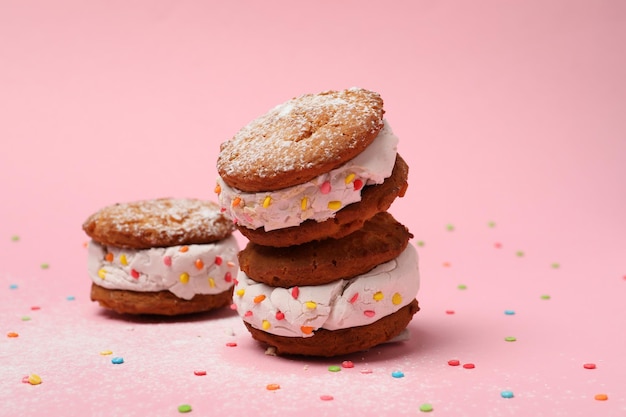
82;198;240;316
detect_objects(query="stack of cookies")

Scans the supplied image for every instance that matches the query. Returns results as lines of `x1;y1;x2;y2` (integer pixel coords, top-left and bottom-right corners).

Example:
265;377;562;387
216;88;420;356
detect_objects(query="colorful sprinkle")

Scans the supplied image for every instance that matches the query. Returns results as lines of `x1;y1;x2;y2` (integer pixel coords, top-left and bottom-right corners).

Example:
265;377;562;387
327;201;342;210
214;184;221;194
236;289;245;297
541;294;551;300
225;342;237;347
391;371;405;378
130;269;140;279
100;350;113;355
328;365;341;372
21;316;31;321
224;271;232;282
263;196;271;208
163;256;172;266
419;403;434;412
594;394;608;401
392;292;402;305
448;359;460;366
275;311;285;320
11;235;20;242
353;179;363;190
119;254;128;266
111;357;124;364
494;242;502;248
179;246;189;253
551;262;560;269
179;272;189;284
27;374;42;385
97;269;106;279
445;310;455;315
342;361;354;368
364;310;375;318
232;197;241;207
320;181;331;194
40;263;49;269
105;252;114;262
505;336;517;342
66;295;75;301
463;363;475;369
291;286;299;299
7;332;19;338
504;310;516;315
583;363;597;369
416;240;425;247
253;294;266;304
304;301;317;309
457;284;467;290
373;291;384;301
488;221;496;228
446;224;455;231
214;256;222;265
349;293;359;304
208;278;215;288
195;259;204;270
501;390;514;398
194;370;206;376
345;173;355;184
262;320;271;330
9;284;18;289
266;383;281;391
301;326;314;335
177;404;192;413
30;306;40;310
320;395;334;401
516;251;525;257
300;197;308;210
244;310;252;317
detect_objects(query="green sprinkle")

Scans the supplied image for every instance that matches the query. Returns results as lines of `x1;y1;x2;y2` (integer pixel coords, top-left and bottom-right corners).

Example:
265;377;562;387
40;263;49;270
457;284;467;290
178;404;192;413
551;263;560;269
416;241;425;247
541;294;551;300
446;224;455;231
11;235;20;242
328;365;341;372
21;316;31;321
488;221;496;228
516;251;524;257
504;336;517;342
419;403;434;412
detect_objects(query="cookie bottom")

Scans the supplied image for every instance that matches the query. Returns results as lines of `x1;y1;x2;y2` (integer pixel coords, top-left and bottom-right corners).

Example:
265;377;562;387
243;299;420;357
90;283;234;316
236;154;409;247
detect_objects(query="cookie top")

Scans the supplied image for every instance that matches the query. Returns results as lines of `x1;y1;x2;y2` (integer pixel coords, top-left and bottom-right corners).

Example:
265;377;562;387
82;198;234;249
217;88;385;192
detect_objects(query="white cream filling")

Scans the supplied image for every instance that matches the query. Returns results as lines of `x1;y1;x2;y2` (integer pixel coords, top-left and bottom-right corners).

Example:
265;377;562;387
216;120;399;231
87;235;239;300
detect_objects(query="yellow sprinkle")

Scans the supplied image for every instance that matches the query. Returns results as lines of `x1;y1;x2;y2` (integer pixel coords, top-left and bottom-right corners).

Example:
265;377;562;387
100;350;113;356
119;254;128;266
208;277;215;288
301;197;308;210
304;301;317;309
28;374;42;385
97;269;106;280
179;272;190;284
345;173;355;184
262;320;271;330
263;196;271;208
392;292;403;305
236;289;245;297
373;291;384;301
327;201;341;210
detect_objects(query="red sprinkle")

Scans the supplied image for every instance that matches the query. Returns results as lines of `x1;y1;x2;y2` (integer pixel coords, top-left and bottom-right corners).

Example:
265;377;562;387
194;370;207;376
31;306;41;311
353;179;363;190
163;256;172;266
364;310;375;318
320;181;331;194
342;361;355;369
583;363;597;369
244;311;253;317
349;293;359;304
448;359;460;366
291;286;299;299
320;395;334;401
214;256;223;265
445;310;455;315
224;272;232;282
494;242;502;248
463;363;475;369
275;311;285;320
225;342;237;347
130;269;140;279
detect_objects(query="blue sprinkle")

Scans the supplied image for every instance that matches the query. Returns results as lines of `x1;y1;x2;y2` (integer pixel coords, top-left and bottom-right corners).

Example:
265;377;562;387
501;390;514;399
504;310;515;315
66;295;75;301
111;357;124;365
391;371;405;378
9;284;18;290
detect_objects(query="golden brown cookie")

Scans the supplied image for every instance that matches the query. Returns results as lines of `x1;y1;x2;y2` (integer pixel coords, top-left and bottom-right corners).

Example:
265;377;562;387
244;299;420;357
236;154;409;247
217;88;385;192
238;211;412;287
90;284;233;316
82;198;234;249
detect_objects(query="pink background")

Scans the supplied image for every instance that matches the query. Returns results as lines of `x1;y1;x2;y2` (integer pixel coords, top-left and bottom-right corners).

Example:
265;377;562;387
1;1;625;416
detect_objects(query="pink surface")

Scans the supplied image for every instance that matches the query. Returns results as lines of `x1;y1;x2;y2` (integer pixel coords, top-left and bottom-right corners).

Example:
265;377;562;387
1;1;625;416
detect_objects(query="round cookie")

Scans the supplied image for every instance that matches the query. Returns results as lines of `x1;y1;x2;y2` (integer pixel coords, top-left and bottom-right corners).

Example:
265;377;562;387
244;299;420;357
236;154;408;247
217;88;385;193
83;198;239;316
83;198;233;249
238;211;413;287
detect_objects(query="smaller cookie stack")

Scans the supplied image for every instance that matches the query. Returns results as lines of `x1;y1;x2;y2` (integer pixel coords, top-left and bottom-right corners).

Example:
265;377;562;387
83;198;239;316
217;88;421;356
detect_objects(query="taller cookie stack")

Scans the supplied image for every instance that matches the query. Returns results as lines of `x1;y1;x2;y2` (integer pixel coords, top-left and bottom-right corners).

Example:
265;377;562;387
216;88;420;356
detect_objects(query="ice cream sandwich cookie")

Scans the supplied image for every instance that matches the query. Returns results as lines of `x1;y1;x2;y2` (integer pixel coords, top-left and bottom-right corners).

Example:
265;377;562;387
83;198;239;315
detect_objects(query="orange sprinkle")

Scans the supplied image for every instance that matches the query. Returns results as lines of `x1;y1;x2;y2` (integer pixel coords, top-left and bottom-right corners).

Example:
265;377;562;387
214;184;221;194
266;383;280;391
179;246;189;253
232;197;241;207
595;394;608;401
301;326;314;335
7;332;19;338
254;294;266;304
195;259;204;269
105;253;114;262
